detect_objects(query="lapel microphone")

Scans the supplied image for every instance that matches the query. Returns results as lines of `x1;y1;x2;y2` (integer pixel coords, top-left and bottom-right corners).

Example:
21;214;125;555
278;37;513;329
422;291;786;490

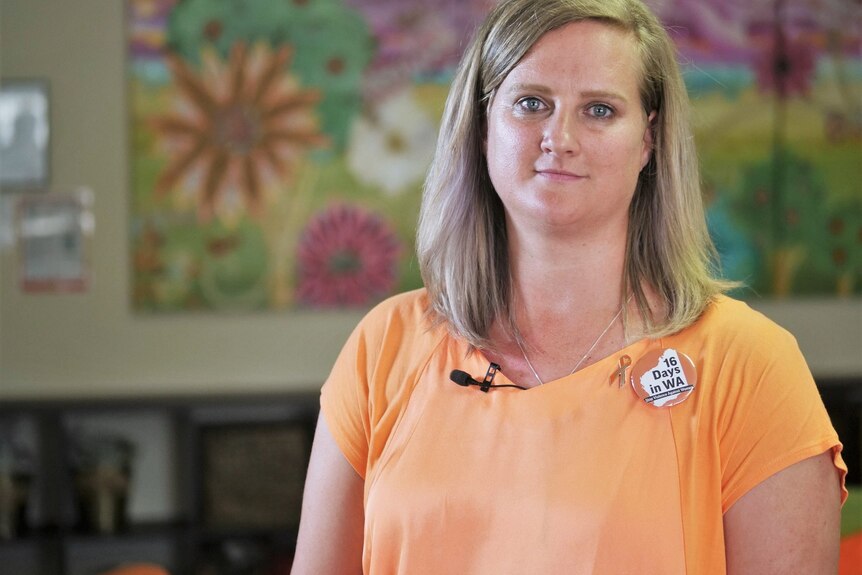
449;363;527;392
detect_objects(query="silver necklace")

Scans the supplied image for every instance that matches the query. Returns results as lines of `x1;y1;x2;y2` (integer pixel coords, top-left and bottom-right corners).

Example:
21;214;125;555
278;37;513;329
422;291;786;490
514;303;626;387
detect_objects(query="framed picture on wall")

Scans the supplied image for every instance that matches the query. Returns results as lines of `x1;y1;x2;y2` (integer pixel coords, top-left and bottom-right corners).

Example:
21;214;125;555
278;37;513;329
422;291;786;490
199;421;310;531
17;190;93;293
0;79;50;191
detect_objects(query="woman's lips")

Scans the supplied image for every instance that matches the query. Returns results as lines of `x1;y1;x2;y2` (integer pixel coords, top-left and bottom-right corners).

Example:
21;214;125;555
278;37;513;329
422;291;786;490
535;169;586;181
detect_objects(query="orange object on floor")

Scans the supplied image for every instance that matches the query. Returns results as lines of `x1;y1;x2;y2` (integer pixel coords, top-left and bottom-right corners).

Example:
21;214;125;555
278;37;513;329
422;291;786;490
840;533;862;575
99;564;170;575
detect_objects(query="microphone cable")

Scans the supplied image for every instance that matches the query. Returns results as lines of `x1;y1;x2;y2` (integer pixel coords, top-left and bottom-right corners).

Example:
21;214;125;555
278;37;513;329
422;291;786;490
450;368;527;392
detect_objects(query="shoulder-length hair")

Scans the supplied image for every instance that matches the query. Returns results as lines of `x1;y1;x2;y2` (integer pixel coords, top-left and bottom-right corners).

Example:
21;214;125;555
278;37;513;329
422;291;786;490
416;0;731;349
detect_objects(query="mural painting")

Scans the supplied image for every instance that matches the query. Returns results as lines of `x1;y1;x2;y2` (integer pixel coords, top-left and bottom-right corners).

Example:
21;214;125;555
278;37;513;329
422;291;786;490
128;0;861;312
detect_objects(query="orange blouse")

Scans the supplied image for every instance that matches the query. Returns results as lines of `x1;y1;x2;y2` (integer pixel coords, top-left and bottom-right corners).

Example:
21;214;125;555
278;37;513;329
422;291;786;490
321;290;847;574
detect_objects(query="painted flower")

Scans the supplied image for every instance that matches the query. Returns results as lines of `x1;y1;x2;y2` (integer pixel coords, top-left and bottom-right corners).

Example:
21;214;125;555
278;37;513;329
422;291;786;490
345;0;492;99
654;0;754;63
752;30;818;97
656;0;858;62
152;42;327;221
295;204;402;307
165;0;373;150
346;89;436;196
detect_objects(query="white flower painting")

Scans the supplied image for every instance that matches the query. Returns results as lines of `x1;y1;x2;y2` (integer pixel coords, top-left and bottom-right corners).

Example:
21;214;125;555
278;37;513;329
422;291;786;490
346;89;437;196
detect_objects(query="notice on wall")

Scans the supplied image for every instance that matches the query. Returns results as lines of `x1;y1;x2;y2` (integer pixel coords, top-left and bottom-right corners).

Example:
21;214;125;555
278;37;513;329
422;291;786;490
17;189;93;293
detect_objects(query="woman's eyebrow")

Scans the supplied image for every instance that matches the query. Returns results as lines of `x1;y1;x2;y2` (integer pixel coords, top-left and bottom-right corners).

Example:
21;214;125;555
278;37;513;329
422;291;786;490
506;83;628;103
578;89;628;103
506;82;553;95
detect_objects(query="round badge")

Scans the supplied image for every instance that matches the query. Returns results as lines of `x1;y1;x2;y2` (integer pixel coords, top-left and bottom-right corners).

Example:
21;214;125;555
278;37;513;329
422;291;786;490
629;348;697;407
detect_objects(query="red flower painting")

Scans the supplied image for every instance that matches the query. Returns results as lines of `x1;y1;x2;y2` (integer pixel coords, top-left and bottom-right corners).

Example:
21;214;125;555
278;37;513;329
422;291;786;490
295;204;402;307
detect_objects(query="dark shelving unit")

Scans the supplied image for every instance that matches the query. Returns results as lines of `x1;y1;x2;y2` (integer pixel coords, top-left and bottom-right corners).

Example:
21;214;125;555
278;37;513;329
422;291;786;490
0;392;319;575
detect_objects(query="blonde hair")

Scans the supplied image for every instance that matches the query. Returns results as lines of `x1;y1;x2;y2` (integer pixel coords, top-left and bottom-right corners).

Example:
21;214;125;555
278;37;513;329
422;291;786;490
417;0;731;348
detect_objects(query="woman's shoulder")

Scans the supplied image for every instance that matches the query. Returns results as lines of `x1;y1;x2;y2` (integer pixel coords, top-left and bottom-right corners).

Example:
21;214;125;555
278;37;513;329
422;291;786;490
682;294;801;360
343;289;449;417
356;288;431;330
699;294;794;337
365;288;430;317
351;288;446;351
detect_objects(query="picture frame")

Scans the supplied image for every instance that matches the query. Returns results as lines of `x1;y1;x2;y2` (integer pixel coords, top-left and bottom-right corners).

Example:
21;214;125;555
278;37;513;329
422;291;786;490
17;190;92;293
0;79;50;191
198;421;310;531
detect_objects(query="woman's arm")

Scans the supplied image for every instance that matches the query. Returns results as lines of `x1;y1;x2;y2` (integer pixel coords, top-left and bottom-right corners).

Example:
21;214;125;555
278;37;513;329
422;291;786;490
724;451;841;574
291;414;365;575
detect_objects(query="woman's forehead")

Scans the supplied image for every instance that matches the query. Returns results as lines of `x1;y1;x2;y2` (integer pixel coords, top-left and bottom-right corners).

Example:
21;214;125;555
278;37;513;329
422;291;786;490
500;21;643;92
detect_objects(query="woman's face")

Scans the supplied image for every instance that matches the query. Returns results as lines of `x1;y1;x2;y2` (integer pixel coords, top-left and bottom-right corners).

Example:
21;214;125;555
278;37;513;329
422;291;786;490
485;20;654;237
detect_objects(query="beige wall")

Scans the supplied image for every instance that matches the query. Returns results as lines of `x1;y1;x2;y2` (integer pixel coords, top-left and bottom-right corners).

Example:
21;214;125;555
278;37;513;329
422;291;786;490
0;0;859;400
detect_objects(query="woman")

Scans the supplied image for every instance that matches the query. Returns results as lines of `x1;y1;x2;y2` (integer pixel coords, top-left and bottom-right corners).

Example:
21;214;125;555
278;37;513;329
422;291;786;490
292;0;847;573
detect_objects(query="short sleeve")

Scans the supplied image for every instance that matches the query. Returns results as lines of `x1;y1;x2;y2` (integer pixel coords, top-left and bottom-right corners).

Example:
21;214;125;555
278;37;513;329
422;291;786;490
718;327;848;512
320;318;373;479
318;290;440;482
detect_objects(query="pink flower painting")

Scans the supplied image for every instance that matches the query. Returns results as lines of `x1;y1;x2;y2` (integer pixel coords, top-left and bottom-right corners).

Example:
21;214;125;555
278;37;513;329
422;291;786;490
344;0;493;100
753;31;818;97
295;204;402;307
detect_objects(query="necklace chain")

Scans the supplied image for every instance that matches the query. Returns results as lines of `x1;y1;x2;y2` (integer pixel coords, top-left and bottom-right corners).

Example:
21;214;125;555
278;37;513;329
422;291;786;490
515;303;626;387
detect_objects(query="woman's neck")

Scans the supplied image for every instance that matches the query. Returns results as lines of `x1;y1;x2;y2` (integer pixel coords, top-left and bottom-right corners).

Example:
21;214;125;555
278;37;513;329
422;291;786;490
507;224;629;324
484;223;639;387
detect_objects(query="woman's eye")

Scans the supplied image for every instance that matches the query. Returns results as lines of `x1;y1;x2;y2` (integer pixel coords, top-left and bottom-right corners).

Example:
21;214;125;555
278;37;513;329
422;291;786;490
517;97;545;112
588;104;614;118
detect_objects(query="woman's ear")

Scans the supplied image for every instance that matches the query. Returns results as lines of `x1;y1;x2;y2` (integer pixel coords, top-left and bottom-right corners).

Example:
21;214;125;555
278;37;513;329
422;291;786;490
641;110;657;170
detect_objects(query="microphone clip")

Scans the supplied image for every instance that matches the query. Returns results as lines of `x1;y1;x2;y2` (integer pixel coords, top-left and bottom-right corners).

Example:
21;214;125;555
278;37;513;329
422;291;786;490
449;363;525;391
480;362;501;392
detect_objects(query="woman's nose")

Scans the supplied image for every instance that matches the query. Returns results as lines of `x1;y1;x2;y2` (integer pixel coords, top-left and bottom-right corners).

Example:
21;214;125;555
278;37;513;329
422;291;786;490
541;110;579;156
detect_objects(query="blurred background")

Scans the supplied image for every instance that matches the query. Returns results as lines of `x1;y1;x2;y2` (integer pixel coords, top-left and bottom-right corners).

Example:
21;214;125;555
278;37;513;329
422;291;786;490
0;0;859;573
